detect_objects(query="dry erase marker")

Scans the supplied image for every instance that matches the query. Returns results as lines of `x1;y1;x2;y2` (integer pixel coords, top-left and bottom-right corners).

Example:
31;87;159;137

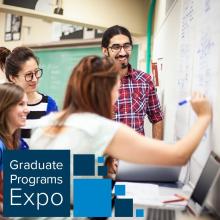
178;96;191;106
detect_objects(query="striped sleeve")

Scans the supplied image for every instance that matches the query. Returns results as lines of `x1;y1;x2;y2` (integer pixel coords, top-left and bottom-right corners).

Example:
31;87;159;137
21;95;48;144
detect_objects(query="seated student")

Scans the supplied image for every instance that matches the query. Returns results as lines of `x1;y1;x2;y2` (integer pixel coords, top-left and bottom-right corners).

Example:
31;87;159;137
0;83;29;207
0;47;11;84
5;47;58;145
30;55;211;192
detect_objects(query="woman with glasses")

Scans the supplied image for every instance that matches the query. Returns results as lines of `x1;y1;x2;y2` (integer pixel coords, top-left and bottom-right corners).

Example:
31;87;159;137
5;47;58;144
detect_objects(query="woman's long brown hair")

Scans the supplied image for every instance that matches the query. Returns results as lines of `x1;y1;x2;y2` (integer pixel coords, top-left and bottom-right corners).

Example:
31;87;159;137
0;83;25;149
56;55;120;126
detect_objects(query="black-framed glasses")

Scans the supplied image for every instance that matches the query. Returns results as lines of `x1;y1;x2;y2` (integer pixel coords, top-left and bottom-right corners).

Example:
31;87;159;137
108;43;132;53
23;68;43;82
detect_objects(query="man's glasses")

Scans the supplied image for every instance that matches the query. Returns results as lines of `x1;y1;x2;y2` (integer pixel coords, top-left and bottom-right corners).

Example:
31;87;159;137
108;43;132;53
23;68;43;82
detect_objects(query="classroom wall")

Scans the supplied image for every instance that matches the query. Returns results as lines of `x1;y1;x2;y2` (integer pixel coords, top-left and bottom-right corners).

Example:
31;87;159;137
153;0;167;35
0;12;53;49
0;13;147;70
62;0;148;36
152;0;180;144
0;0;148;36
0;0;148;71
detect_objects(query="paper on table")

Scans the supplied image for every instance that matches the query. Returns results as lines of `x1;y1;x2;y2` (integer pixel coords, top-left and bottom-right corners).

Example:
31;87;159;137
115;182;162;206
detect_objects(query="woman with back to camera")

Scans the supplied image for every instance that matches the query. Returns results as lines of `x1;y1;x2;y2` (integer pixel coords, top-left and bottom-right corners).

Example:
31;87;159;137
0;83;29;208
30;55;212;174
5;47;58;145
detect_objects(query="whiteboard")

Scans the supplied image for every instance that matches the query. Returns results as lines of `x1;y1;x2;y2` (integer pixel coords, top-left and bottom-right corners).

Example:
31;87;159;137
176;0;220;168
152;0;220;184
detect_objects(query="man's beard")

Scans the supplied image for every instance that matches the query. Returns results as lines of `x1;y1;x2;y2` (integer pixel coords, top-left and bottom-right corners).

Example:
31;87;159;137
115;55;129;69
121;63;128;69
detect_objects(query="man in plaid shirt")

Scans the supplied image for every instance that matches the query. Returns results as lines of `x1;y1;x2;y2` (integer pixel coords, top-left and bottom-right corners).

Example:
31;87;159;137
102;25;163;138
102;25;164;178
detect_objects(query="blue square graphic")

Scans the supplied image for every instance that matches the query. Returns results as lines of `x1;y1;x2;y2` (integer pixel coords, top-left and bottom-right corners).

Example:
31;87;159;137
74;154;95;176
74;179;112;217
3;150;70;217
97;156;104;164
98;166;108;176
115;198;133;217
136;209;144;217
114;184;125;196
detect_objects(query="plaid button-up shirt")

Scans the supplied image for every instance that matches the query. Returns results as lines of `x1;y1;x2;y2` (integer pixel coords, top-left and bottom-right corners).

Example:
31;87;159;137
113;65;163;135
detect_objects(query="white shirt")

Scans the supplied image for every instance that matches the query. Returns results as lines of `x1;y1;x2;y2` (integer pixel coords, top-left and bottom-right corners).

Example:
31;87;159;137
30;112;121;204
30;112;120;157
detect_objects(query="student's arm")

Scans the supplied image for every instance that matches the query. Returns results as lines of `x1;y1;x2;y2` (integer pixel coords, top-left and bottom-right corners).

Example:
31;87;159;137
146;79;164;139
105;92;212;166
152;120;163;140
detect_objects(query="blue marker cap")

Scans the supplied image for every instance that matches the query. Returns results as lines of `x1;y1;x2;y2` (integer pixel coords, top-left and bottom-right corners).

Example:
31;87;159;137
178;96;191;106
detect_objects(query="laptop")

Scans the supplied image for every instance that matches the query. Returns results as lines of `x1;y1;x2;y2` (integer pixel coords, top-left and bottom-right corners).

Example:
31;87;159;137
145;151;220;220
116;161;181;182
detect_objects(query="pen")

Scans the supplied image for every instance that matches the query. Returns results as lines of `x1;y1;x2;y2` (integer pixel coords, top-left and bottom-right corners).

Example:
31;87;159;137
163;198;185;204
162;194;187;204
174;193;187;200
178;96;191;106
